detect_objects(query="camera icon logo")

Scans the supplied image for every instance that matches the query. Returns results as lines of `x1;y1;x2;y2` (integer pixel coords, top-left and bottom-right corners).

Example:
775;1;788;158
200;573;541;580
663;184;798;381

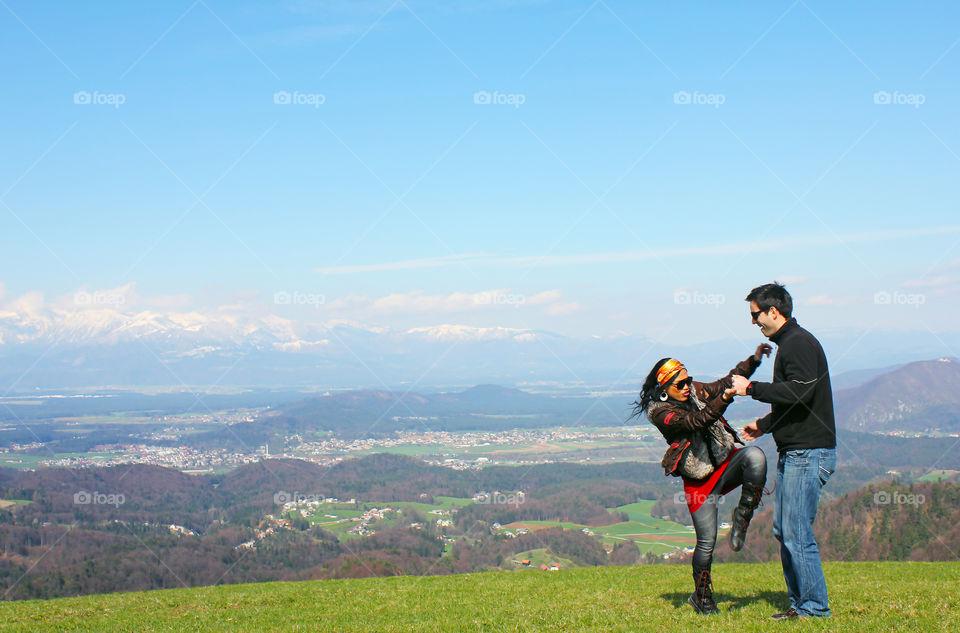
274;91;291;105
73;91;91;105
274;490;291;505
273;291;292;305
673;91;691;105
874;291;892;305
74;490;92;504
473;90;491;105
873;91;891;105
873;490;891;504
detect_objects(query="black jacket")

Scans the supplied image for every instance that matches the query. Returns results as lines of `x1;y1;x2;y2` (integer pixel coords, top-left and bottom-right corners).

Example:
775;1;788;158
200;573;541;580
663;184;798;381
750;318;837;452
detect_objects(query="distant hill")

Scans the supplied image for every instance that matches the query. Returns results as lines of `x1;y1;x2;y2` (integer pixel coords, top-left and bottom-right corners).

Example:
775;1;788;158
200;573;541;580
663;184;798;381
239;384;609;441
244;357;960;441
830;362;905;390
728;358;960;434
714;480;960;565
834;357;960;433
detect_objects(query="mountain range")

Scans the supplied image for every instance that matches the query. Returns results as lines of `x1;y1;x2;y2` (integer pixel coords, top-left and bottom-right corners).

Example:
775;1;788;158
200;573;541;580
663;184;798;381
2;304;959;391
835;357;960;433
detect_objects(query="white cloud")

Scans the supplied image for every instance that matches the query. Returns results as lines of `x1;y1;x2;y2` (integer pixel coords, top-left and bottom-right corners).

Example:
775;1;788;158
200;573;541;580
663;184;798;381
545;301;581;316
527;289;563;305
145;294;194;309
902;276;954;289
324;288;572;316
806;295;856;307
317;253;490;275
317;225;960;274
6;291;45;314
370;289;519;313
66;282;138;310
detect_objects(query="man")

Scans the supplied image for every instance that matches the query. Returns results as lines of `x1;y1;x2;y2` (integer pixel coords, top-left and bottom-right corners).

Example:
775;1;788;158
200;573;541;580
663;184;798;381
730;282;837;621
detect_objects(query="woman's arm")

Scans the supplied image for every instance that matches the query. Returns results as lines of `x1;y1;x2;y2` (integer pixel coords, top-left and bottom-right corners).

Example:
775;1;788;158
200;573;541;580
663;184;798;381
649;396;732;436
699;349;766;400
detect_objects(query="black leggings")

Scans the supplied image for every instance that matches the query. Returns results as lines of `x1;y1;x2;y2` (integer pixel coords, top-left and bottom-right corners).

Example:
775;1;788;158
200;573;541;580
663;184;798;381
689;445;767;571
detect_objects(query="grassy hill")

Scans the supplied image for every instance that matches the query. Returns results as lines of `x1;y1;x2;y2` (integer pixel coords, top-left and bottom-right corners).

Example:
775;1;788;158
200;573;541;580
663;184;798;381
2;561;957;632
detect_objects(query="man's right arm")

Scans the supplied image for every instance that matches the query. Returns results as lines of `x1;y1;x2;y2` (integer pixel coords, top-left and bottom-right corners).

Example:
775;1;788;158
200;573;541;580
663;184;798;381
755;411;774;434
749;339;820;406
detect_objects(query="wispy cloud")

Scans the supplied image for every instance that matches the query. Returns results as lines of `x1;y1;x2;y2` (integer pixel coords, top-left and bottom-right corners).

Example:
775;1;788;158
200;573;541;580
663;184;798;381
317;225;960;275
317;253;492;275
806;294;858;307
902;276;955;289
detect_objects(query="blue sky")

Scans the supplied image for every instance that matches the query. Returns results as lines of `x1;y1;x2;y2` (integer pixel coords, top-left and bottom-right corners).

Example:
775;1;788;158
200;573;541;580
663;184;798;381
2;0;959;344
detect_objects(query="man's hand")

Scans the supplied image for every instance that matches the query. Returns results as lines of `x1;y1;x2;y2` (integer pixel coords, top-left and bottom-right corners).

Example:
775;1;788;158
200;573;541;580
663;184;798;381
742;420;763;441
754;343;773;362
730;374;751;396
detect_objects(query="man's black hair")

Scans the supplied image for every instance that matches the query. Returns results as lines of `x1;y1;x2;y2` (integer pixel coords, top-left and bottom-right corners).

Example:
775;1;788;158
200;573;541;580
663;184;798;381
745;282;793;319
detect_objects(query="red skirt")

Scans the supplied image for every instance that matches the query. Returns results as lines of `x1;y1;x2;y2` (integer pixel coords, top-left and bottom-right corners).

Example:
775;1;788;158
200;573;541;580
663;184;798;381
682;447;739;514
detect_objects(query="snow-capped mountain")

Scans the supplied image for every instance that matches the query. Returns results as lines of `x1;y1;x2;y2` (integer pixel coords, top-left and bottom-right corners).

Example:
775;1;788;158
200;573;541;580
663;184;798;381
0;306;573;389
2;305;958;392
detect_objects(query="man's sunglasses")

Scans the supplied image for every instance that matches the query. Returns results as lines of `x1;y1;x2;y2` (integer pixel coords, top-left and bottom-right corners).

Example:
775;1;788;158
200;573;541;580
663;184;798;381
671;377;692;390
750;308;768;320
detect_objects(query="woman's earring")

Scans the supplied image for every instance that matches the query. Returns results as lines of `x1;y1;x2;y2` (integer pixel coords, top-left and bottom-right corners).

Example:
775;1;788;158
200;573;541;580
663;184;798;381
659;391;669;402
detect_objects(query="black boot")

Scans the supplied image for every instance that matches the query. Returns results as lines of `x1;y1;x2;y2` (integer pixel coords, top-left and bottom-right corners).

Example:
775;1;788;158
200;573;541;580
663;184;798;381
688;567;719;615
729;482;764;552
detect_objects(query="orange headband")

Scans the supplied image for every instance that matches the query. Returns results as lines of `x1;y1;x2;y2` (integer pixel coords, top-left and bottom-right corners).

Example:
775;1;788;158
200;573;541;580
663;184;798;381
656;359;684;387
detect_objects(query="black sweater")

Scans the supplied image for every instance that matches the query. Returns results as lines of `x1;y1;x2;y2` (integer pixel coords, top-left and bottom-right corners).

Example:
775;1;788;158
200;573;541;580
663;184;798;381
750;318;837;452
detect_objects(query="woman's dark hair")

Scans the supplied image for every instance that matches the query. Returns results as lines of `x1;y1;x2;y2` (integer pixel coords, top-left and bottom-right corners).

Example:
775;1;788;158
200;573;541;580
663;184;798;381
629;357;674;419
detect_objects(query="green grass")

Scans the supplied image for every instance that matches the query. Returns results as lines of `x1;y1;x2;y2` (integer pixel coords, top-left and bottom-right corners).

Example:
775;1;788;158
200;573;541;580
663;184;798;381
915;470;959;482
0;562;956;632
510;548;574;570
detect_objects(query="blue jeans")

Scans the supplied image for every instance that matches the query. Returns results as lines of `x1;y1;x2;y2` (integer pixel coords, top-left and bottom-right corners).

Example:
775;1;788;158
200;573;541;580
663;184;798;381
773;447;836;617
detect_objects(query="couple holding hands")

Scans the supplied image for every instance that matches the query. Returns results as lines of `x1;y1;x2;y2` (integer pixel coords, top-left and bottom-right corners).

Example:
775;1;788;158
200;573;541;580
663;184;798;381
633;282;837;620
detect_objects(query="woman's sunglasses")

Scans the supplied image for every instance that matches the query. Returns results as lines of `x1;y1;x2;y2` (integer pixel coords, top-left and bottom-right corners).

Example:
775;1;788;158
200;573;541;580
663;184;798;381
671;377;692;390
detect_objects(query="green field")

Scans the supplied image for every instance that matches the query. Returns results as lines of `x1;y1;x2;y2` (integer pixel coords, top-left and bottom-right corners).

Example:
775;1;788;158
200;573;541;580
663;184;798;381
916;470;959;482
294;496;472;539
503;500;697;555
510;548;575;570
1;562;955;632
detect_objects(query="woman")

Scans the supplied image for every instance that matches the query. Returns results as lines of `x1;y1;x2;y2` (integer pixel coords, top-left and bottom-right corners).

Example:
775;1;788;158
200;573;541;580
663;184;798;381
633;345;770;615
